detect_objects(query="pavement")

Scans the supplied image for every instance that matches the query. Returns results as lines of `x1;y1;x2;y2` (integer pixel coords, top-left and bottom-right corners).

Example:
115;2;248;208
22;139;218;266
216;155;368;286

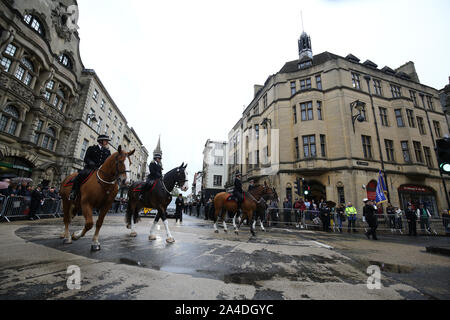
0;214;449;300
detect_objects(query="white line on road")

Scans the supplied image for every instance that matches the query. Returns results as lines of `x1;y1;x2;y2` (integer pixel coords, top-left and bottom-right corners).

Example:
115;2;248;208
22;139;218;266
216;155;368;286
311;241;334;250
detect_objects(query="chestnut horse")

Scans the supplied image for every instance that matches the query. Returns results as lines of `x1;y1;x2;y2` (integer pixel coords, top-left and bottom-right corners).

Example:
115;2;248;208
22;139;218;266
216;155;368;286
213;183;277;236
125;163;189;243
59;146;135;251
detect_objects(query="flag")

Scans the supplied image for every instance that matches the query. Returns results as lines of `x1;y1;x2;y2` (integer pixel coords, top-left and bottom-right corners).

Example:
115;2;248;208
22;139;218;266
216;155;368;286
376;170;387;205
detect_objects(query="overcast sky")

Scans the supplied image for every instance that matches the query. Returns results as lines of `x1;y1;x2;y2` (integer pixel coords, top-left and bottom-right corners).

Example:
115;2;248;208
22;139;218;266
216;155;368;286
76;0;450;194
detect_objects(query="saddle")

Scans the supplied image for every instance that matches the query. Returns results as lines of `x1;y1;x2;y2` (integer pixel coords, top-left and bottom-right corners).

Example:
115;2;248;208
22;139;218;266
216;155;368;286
226;192;245;202
64;170;95;187
132;180;158;193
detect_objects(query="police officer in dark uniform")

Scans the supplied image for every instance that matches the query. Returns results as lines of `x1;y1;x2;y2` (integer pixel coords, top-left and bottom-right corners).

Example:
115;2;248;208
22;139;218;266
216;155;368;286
248;179;256;192
139;152;163;200
232;171;244;209
363;198;379;240
69;134;111;200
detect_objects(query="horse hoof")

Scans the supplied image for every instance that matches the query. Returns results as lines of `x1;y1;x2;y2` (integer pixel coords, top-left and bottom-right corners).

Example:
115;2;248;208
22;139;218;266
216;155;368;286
148;235;157;241
91;244;101;251
166;237;175;243
130;232;137;237
71;233;78;241
214;230;219;234
126;224;131;229
59;233;65;239
63;238;72;244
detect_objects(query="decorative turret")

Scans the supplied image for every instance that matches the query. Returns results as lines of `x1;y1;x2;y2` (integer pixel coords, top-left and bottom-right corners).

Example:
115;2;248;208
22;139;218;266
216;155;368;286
298;31;313;62
153;135;162;159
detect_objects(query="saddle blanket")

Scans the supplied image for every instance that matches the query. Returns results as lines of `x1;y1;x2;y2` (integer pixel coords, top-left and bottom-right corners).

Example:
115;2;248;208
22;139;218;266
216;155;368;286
132;180;158;193
64;170;95;187
226;193;245;202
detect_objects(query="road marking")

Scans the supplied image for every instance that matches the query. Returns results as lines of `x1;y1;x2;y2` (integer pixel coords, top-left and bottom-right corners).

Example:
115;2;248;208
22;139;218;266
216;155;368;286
311;241;334;250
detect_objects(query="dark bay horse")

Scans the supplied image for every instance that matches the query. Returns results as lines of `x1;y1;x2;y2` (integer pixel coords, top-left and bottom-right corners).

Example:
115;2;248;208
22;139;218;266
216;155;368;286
213;183;277;236
125;163;188;243
59;146;135;251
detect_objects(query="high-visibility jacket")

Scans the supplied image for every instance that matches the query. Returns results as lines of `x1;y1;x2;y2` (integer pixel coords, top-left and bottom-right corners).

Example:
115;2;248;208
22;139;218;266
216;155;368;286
345;206;357;216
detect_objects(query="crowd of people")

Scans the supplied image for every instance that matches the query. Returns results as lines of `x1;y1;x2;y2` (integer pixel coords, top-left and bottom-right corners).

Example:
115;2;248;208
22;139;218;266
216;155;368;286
0;178;61;220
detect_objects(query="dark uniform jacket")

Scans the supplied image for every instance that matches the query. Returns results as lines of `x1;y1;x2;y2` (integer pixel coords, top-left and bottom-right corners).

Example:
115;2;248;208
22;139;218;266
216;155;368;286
363;204;378;226
234;178;243;194
30;189;44;212
84;145;111;170
175;197;184;213
148;161;163;180
405;208;417;221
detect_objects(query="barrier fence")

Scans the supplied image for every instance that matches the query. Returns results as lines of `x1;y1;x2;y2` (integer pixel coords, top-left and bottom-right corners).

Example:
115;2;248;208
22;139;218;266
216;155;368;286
0;196;61;222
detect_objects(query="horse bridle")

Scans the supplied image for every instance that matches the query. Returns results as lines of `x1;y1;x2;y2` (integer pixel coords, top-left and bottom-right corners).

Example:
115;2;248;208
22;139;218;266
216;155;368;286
97;154;130;185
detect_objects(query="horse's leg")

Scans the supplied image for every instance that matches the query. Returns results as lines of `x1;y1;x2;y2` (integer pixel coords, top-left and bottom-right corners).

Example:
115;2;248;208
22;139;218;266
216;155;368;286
149;211;160;241
213;203;221;234
232;212;239;234
91;206;110;251
72;203;94;241
161;209;174;243
130;202;140;237
246;209;256;237
222;209;228;233
130;214;137;237
260;214;266;232
62;200;72;244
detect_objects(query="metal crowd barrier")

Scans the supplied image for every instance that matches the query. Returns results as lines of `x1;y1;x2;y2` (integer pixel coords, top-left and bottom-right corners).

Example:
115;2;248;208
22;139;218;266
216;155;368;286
0;196;62;222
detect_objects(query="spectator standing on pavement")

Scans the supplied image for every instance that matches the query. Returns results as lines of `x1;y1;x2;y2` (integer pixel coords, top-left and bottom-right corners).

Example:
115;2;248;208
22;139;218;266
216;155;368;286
386;203;395;231
0;178;11;197
283;197;292;226
336;203;346;233
188;201;193;216
405;203;418;236
416;203;432;233
363;198;378;240
175;194;184;224
394;206;403;234
268;199;278;226
345;202;358;233
29;185;44;220
7;183;18;197
293;198;302;228
196;200;201;218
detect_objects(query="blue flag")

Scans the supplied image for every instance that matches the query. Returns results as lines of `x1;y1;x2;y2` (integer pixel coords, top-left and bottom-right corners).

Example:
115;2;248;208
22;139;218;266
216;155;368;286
376;171;387;205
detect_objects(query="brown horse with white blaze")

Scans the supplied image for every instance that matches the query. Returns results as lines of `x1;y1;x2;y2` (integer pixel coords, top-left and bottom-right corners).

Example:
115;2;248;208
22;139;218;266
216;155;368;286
59;146;135;251
213;183;277;236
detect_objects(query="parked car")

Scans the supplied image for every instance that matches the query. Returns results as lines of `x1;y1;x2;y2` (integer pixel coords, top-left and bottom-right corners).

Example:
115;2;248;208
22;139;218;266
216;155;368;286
166;197;176;218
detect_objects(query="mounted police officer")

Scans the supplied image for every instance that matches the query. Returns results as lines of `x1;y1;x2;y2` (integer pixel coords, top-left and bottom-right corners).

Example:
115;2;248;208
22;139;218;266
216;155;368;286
69;134;111;201
232;171;244;210
139;152;163;200
248;179;256;192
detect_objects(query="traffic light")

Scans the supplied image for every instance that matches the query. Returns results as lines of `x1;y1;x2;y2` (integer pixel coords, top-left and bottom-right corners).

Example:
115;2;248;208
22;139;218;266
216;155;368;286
436;138;450;174
294;178;301;196
303;180;310;196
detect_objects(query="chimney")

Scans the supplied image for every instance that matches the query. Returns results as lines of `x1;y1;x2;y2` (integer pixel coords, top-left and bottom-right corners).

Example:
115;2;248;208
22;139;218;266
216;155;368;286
254;85;263;97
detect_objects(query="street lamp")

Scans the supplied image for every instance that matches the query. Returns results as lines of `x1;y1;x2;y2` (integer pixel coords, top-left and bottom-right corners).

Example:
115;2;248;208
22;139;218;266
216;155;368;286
350;100;366;133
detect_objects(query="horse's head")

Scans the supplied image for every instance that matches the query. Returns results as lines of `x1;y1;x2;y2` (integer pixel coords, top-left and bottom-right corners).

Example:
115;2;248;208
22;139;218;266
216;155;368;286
175;162;189;191
261;181;277;201
115;145;135;186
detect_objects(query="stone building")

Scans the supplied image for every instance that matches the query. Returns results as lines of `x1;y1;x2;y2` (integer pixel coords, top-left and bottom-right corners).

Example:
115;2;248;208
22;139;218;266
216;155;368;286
201;139;227;201
439;77;450;129
227;31;450;216
0;0;148;188
0;0;84;186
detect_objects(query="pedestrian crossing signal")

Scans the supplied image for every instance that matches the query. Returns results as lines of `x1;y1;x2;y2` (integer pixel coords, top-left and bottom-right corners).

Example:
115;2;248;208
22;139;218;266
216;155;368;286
436;138;450;174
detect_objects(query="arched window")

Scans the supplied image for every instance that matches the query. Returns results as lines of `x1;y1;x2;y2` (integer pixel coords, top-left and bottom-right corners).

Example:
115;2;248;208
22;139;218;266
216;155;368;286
0;105;20;135
1;44;16;72
58;53;73;69
42;126;56;151
23;14;45;37
15;57;34;86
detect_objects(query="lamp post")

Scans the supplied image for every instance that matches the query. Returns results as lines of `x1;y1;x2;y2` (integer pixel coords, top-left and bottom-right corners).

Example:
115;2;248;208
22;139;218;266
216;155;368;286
350;100;366;133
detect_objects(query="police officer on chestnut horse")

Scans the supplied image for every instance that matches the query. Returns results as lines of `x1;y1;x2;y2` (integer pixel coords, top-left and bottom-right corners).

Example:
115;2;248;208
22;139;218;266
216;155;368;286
232;171;244;210
139;152;163;200
69;134;111;201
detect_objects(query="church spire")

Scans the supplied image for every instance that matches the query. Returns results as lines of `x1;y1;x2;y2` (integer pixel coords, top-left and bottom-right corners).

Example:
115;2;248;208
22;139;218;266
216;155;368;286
153;135;162;158
298;11;313;62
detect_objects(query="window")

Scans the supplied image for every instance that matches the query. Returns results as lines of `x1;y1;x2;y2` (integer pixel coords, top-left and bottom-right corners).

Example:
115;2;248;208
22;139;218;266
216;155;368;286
263;94;267;109
113;116;118;125
46;127;56;151
86;108;95;126
413;141;423;163
379;107;388;126
255;124;259;139
337;187;345;205
116;136;120;147
433;121;441;138
14;66;25;81
100;99;106;111
395;109;404;127
108;108;112;118
33;120;43;144
294;137;299;159
213;175;223;187
409;90;418;106
80;139;89;159
320;135;326;157
385;139;394;162
300;78;311;90
406;109;415;128
111;131;115;140
92;89;99;102
390;84;402;98
23;15;45;36
0;57;12;72
17;57;34;86
46;80;55;90
316;75;322;90
96;117;103;133
401;141;411;163
303;135;316;158
290;81;296;95
214;156;224;166
105;124;109;134
424;147;433;168
0;105;20;136
361;135;373;159
300;102;313;121
373;79;382;96
426;96;434;111
317;101;323;120
352;73;361;89
58;53;72;69
417;117;426;135
4;44;16;57
119;122;123;132
293;106;297;124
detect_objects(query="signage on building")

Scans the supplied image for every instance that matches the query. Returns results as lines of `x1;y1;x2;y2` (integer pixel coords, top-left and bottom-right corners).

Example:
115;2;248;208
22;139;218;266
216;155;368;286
356;161;369;166
399;185;432;193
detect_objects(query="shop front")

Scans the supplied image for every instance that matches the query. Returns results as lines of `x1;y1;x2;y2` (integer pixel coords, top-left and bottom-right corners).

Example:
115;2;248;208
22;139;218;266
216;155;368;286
0;157;33;178
398;185;438;217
